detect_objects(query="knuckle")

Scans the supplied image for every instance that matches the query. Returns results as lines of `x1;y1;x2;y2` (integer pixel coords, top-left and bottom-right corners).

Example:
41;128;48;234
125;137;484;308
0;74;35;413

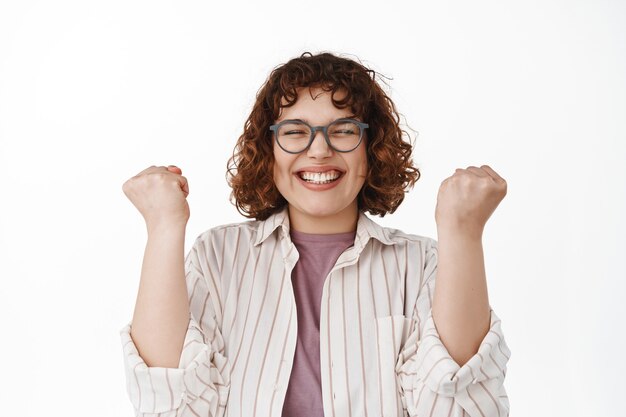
151;172;168;181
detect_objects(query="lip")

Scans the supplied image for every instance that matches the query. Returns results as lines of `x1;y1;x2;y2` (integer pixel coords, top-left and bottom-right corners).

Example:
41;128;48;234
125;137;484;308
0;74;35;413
295;165;346;174
294;171;344;191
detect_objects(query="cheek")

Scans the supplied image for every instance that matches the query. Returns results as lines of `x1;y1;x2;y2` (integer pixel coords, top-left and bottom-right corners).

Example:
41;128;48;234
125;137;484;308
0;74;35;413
272;147;282;174
272;151;294;184
354;150;368;178
272;160;283;186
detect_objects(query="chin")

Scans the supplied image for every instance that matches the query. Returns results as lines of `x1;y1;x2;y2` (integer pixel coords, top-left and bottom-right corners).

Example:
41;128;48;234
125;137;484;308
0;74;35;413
299;205;336;218
296;200;350;218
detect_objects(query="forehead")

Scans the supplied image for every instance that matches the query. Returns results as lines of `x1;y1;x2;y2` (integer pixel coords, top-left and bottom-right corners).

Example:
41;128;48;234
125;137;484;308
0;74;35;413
285;85;348;101
277;86;353;122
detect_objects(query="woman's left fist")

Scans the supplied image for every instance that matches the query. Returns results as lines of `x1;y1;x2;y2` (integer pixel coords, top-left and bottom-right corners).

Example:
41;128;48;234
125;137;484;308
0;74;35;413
435;165;507;237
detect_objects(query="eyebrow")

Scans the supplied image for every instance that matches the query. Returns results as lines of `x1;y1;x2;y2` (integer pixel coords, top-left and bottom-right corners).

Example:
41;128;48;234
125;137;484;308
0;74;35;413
278;115;360;124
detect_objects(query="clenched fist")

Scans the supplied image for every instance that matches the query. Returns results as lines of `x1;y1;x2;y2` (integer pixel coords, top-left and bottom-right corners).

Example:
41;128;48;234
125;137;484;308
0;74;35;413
435;165;507;238
122;165;190;229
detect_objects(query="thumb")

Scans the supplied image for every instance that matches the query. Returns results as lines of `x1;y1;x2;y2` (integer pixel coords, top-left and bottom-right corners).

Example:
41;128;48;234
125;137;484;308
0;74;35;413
167;165;182;174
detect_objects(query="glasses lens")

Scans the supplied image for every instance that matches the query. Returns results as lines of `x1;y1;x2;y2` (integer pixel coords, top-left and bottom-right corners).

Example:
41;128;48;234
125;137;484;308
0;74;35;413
328;120;362;151
276;121;311;153
275;120;363;153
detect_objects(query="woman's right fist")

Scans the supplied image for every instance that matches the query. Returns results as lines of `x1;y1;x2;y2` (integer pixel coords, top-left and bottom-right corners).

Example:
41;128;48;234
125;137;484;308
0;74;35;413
122;165;190;228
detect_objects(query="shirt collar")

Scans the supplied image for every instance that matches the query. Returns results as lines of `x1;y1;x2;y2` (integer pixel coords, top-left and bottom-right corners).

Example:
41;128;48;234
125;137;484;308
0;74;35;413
253;205;397;247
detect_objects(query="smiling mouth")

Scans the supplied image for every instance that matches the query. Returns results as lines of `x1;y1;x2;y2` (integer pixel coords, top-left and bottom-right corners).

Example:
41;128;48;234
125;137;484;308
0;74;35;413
296;170;343;184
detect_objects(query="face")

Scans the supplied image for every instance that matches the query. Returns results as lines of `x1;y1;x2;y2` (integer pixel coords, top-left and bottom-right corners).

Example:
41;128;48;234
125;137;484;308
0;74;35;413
272;86;368;229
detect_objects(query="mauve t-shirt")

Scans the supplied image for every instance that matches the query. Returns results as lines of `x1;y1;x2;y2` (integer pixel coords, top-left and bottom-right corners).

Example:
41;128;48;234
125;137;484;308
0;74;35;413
281;228;357;417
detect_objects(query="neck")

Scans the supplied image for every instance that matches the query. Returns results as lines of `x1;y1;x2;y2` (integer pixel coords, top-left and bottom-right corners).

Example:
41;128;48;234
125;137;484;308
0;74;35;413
288;202;359;234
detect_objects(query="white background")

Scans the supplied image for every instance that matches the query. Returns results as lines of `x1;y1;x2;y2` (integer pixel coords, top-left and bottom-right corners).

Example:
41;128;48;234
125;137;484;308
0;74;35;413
1;1;624;416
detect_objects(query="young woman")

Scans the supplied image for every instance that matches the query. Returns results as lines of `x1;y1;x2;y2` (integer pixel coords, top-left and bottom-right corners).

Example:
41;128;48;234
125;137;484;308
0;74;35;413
120;52;511;417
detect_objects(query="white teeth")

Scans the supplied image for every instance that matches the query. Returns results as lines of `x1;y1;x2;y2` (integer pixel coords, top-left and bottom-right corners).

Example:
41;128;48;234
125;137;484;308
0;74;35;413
299;170;341;184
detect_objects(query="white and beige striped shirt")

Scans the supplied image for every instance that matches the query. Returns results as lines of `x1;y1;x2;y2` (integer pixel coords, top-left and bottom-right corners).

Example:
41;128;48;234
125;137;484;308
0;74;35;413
119;205;511;417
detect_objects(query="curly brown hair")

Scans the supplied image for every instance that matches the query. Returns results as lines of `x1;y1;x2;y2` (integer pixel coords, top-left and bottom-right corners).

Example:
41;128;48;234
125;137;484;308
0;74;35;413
226;51;421;220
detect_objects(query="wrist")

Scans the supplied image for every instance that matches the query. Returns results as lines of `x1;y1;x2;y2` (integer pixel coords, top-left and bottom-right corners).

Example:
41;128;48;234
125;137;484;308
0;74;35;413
146;219;187;236
437;221;483;241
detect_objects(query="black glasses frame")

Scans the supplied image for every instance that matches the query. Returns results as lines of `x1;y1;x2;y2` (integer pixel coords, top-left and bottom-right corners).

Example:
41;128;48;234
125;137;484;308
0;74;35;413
269;118;369;154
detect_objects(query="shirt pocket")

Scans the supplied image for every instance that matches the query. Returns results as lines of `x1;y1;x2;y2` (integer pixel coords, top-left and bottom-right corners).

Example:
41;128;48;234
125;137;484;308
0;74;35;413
374;314;415;417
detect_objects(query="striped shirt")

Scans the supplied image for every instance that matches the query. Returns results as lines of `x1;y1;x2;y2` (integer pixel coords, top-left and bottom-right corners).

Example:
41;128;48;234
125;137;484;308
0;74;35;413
119;205;511;417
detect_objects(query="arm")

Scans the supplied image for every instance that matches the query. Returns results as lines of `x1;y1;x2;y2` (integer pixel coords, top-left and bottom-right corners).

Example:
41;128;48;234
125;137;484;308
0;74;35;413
395;238;511;417
130;221;190;368
431;227;491;367
119;229;231;417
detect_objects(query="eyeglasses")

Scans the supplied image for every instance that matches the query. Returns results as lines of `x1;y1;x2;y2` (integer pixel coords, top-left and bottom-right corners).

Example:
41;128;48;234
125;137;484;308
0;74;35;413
269;118;369;154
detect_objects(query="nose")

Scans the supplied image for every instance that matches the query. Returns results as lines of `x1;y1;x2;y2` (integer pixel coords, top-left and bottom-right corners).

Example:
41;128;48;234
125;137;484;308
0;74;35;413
306;128;333;158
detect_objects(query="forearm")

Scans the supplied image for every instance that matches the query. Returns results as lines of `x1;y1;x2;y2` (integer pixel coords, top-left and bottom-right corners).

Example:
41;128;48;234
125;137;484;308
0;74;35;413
130;222;190;368
431;227;491;367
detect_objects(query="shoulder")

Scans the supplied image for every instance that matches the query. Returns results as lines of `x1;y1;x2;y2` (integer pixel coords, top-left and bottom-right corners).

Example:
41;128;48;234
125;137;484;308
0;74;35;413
389;228;438;263
372;219;438;252
358;213;437;266
386;227;437;247
189;217;278;253
192;218;261;241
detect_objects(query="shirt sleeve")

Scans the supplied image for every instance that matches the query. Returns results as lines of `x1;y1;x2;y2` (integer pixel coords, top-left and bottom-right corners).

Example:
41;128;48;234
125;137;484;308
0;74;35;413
395;238;512;417
119;232;231;417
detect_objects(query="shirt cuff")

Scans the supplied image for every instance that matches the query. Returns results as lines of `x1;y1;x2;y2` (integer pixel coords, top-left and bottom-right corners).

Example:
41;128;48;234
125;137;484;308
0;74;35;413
119;316;231;414
397;308;511;397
